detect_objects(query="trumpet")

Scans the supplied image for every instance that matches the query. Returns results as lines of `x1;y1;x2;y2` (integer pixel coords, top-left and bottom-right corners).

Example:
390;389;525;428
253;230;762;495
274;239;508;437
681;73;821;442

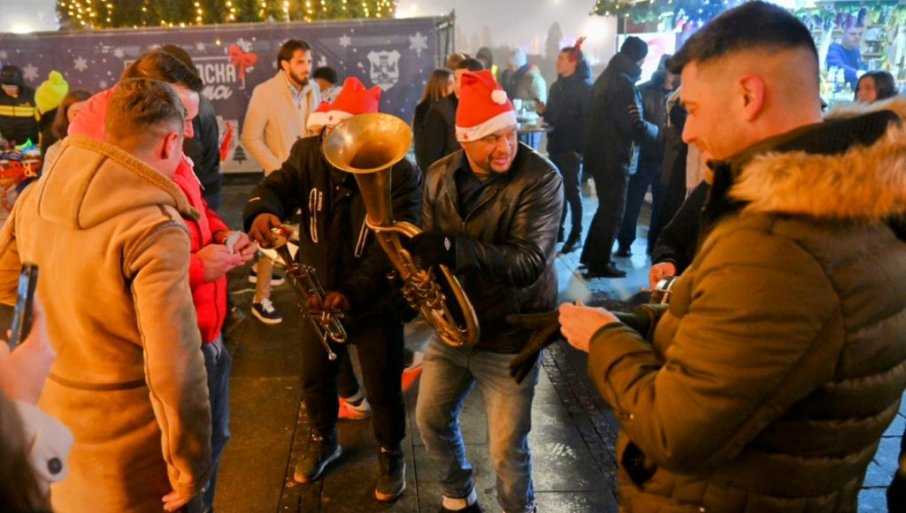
323;113;480;347
269;226;346;360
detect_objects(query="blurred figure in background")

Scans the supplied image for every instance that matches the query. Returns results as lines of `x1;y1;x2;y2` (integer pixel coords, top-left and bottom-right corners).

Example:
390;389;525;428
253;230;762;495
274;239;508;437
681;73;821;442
313;66;343;104
34;71;69;157
0;65;38;146
476;47;498;81
537;40;592;254
420;58;483;172
855;70;897;104
414;68;454;172
616;54;675;257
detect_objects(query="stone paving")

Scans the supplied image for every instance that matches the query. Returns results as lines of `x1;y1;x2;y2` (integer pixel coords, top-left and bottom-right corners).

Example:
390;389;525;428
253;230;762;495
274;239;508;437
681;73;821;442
212;176;902;513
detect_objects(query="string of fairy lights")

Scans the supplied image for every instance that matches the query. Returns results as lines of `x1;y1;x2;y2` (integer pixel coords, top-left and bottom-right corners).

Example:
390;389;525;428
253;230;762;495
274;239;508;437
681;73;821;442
56;0;396;29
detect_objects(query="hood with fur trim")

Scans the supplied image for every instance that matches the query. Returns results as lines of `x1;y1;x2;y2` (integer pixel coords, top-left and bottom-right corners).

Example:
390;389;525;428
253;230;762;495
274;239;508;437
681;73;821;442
726;96;906;222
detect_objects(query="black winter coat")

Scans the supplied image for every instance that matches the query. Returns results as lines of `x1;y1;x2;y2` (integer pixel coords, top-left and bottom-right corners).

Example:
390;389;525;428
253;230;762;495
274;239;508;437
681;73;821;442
541;60;592;155
583;52;657;177
637;76;669;165
423;144;562;353
184;96;222;200
243;134;423;323
417;95;458;173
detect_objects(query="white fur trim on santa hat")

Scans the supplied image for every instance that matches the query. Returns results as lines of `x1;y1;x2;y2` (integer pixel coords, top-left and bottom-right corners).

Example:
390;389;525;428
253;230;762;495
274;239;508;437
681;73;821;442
307;110;354;130
456;110;518;142
491;89;508;105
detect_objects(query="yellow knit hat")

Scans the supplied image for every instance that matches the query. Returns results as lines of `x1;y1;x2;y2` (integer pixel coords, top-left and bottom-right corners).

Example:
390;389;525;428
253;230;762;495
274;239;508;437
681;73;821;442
35;71;69;115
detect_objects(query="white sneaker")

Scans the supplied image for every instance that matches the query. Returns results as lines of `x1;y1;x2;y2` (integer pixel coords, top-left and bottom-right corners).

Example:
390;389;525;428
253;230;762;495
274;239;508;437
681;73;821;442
251;298;283;324
338;395;372;420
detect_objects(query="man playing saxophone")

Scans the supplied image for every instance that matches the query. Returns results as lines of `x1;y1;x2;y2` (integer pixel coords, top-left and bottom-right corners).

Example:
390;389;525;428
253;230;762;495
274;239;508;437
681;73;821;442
244;77;422;502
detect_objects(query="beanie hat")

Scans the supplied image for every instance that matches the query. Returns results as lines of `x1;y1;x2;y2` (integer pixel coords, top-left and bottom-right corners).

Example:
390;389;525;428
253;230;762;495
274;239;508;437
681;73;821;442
35;71;69;115
620;36;649;62
508;48;527;69
307;76;381;130
455;70;516;142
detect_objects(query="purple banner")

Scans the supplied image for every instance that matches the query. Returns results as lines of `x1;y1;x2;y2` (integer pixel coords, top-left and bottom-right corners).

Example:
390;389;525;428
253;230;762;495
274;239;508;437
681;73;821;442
0;18;439;172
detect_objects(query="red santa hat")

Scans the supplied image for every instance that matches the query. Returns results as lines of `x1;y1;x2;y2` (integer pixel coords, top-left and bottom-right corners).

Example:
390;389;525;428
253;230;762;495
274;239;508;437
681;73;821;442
307;77;382;130
455;70;517;142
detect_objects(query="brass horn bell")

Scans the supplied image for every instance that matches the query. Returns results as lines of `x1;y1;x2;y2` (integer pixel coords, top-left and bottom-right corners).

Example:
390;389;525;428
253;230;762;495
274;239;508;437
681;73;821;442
323;113;480;347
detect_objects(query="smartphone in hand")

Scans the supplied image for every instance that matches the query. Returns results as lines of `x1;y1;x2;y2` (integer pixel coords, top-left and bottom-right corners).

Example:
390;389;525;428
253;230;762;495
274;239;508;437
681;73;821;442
9;263;38;350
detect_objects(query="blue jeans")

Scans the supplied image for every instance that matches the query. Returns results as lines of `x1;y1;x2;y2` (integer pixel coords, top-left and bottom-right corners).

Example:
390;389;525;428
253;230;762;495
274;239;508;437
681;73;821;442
415;339;539;513
201;337;232;512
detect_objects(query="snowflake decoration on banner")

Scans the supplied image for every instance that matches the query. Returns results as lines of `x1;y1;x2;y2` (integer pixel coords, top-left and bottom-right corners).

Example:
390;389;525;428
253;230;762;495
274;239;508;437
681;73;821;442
339;35;352;48
113;48;125;59
0;50;7;60
73;56;88;72
235;38;252;52
195;42;206;52
409;32;428;57
22;64;39;82
99;80;108;89
317;55;328;67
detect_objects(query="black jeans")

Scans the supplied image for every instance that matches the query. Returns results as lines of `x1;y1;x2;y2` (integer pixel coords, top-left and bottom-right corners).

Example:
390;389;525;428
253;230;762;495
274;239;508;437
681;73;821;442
549;152;583;240
299;316;406;449
580;164;629;269
617;159;664;253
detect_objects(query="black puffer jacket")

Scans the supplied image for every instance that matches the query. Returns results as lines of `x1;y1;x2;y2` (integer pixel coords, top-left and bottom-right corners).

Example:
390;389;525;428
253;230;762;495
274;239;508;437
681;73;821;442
423;143;562;353
541;59;592;155
243;134;422;323
583;52;658;176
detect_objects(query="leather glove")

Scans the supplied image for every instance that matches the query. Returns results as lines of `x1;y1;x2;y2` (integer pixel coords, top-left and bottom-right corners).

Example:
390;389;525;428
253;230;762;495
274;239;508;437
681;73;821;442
388;286;418;324
506;311;562;384
627;103;643;125
408;232;456;269
613;304;668;342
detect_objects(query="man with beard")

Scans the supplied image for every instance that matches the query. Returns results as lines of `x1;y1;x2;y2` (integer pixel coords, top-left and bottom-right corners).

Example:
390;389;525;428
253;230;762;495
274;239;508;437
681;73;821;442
242;39;321;325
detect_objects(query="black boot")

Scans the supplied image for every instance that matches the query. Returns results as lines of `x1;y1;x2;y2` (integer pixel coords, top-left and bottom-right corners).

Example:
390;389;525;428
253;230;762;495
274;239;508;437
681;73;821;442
374;447;406;502
561;232;583;254
293;430;341;483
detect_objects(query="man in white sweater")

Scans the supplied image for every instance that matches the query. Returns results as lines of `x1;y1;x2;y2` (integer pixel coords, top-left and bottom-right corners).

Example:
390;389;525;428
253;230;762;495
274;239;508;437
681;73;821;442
241;39;320;323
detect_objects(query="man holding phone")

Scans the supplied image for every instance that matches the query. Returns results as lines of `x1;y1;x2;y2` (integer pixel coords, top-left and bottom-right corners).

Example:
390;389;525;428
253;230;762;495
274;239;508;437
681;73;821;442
0;78;213;513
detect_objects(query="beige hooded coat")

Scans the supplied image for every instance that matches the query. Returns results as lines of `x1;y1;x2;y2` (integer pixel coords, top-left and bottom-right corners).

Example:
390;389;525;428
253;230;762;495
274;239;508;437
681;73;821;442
0;135;212;513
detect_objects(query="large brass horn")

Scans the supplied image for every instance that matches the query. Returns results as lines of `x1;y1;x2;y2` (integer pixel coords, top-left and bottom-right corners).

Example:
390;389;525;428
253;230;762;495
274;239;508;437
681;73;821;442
322;112;480;347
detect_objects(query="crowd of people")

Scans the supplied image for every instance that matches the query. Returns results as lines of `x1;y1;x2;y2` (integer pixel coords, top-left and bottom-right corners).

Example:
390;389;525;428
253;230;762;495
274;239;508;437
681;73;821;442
0;2;905;513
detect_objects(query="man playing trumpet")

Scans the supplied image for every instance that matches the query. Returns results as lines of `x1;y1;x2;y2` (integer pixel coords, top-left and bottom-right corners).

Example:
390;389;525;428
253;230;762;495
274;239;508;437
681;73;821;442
244;77;422;502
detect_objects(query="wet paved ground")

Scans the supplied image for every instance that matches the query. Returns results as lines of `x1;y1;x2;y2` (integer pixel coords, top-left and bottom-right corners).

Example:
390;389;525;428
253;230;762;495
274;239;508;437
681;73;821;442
212;175;902;513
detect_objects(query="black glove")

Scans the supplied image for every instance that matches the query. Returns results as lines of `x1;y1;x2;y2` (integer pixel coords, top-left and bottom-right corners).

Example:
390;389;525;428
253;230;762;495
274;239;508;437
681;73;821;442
613;303;668;342
409;232;456;269
627;103;643;125
388;286;418;324
506;311;562;384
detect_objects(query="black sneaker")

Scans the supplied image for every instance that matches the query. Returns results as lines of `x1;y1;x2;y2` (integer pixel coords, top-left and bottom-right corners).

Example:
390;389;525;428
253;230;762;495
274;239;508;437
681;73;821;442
561;232;582;254
374;447;406;502
251;298;283;325
615;246;632;258
293;432;341;483
583;262;627;279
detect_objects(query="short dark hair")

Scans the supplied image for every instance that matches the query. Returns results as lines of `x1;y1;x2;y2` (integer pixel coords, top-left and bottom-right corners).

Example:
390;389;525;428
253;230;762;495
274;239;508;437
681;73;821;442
312;66;338;85
277;39;311;68
52;89;92;139
122;48;203;92
456;58;484;72
160;44;196;71
105;78;185;142
668;1;818;75
858;71;898;102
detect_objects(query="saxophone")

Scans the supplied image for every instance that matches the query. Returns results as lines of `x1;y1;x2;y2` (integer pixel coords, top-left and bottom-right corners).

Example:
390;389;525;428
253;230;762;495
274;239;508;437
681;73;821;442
322;113;480;347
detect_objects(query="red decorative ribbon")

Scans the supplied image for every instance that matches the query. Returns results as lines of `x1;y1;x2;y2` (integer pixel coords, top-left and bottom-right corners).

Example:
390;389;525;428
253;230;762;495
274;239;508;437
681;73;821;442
229;44;258;81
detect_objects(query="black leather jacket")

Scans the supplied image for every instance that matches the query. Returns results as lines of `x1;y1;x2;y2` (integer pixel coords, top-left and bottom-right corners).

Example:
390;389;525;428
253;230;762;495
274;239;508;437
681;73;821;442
243;134;422;323
423;143;563;353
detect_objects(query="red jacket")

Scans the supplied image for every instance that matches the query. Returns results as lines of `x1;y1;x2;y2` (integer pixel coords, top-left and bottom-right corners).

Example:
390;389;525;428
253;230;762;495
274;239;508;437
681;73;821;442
70;87;228;343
